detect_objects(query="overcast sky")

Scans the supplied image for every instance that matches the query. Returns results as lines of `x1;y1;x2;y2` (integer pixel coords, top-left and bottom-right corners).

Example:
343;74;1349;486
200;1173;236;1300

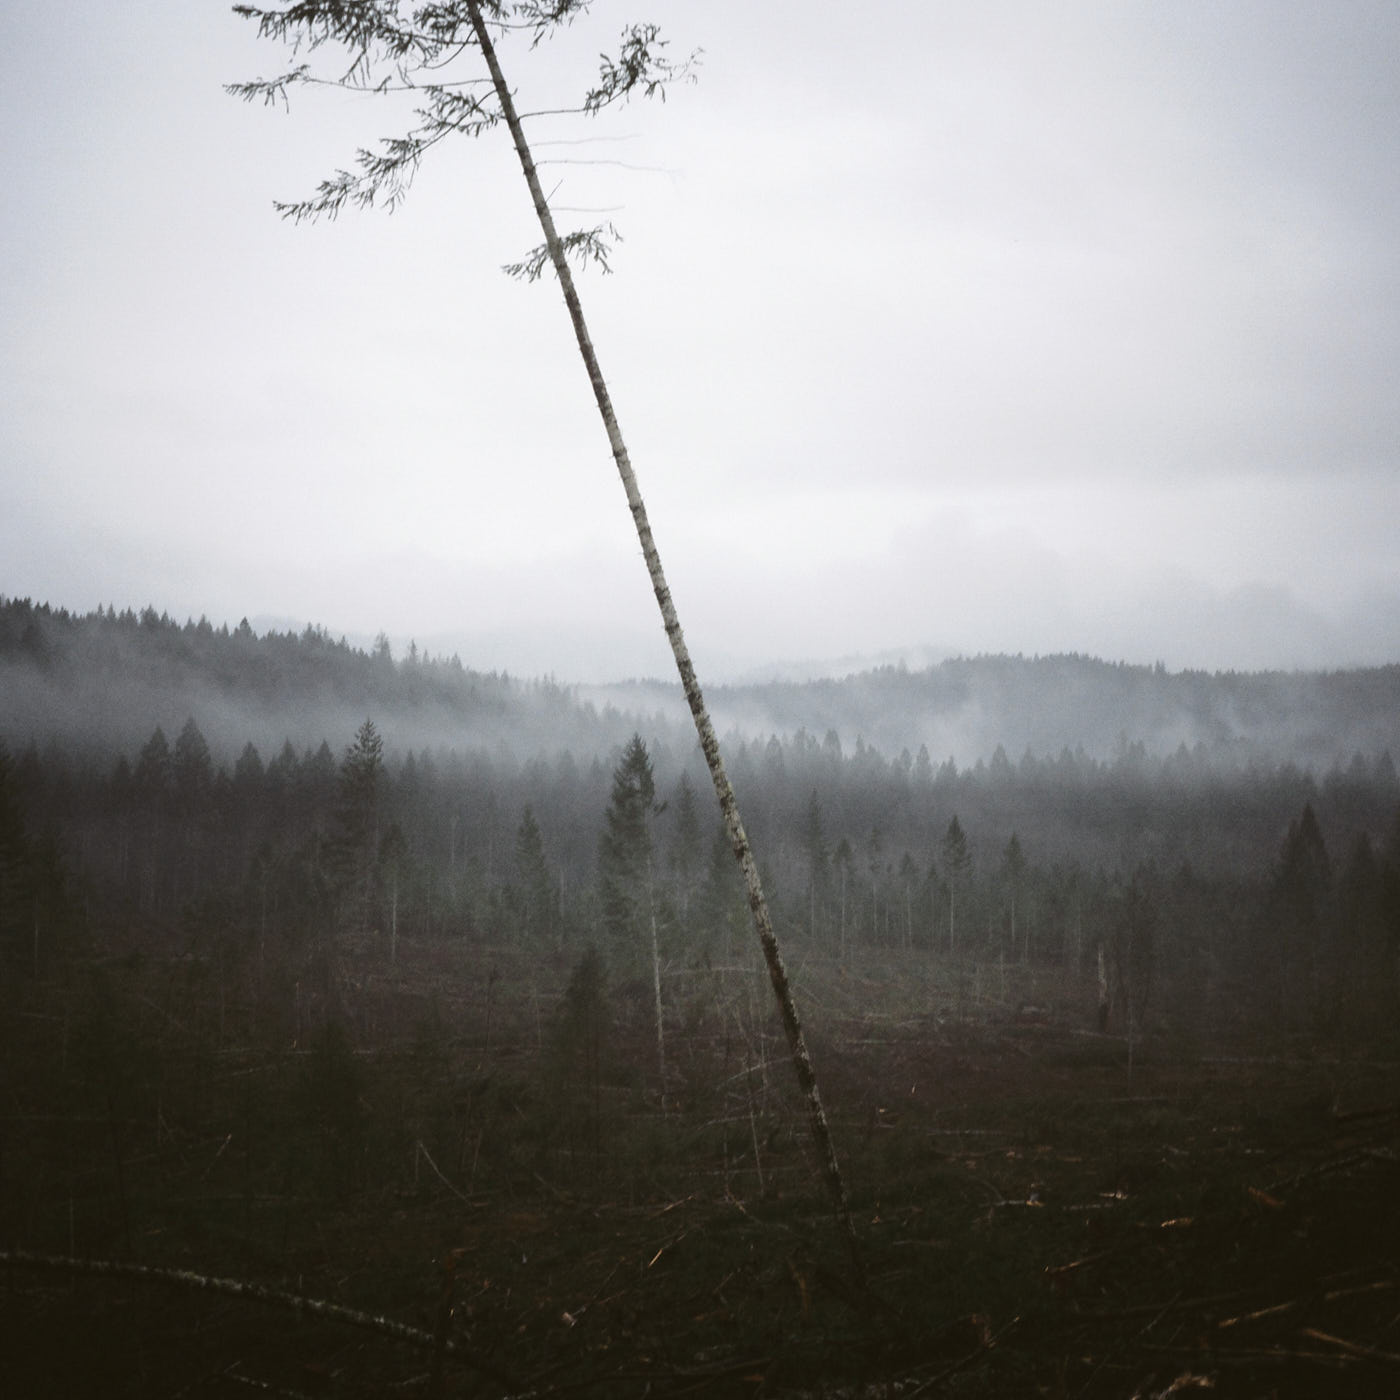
3;2;1397;682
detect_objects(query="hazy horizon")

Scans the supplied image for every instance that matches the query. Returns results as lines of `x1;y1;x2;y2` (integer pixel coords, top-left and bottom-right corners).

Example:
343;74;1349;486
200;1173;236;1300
9;592;1397;693
4;2;1398;682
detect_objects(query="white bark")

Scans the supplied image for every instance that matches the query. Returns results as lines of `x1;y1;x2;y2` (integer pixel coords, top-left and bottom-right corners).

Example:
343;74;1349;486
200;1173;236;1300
464;1;858;1270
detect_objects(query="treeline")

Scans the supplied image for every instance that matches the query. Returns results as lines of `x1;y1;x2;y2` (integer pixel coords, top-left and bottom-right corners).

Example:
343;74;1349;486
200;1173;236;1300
6;595;1400;771
0;596;612;762
4;594;1400;1041
4;700;1399;1039
705;653;1400;771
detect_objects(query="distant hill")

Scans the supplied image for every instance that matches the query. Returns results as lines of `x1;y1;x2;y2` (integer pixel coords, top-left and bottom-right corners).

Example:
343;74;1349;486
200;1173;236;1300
0;598;614;765
2;596;1396;772
707;654;1400;772
584;657;1400;774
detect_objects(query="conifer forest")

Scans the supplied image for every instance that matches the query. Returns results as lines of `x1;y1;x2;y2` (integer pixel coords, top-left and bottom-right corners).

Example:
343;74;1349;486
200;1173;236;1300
3;596;1400;1397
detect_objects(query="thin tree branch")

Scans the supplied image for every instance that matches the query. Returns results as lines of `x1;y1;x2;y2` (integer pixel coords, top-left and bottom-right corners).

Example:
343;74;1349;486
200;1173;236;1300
533;158;674;171
0;1250;519;1389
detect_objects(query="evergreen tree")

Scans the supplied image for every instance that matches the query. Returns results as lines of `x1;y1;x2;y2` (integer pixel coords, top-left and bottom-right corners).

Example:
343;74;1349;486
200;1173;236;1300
1269;802;1332;1019
172;717;213;812
134;726;172;804
233;741;265;793
666;773;703;927
942;815;972;953
1332;832;1391;1030
514;804;554;946
598;735;656;965
913;744;934;786
334;719;384;936
302;741;339;832
865;823;886;945
1000;832;1028;960
134;726;173;912
800;790;830;943
897;850;919;949
1109;867;1156;1046
833;836;855;961
172;717;214;903
551;946;611;1171
379;820;408;961
598;734;665;1089
698;822;746;962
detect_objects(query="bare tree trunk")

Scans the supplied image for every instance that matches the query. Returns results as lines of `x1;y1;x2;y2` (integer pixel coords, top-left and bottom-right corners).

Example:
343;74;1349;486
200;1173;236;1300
464;1;859;1271
648;854;666;1103
841;865;848;961
389;873;398;964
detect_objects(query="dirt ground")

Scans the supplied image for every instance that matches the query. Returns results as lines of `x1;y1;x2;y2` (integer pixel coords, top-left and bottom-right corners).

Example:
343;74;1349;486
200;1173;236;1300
3;951;1399;1398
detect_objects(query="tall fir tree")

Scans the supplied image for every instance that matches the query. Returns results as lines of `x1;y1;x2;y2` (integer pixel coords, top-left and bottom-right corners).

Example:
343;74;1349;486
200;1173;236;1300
334;718;384;937
514;804;554;947
598;735;669;1090
598;735;656;964
942;815;972;953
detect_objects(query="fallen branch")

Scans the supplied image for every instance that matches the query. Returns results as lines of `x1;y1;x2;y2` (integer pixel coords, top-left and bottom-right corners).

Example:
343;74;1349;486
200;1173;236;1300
1268;1148;1394;1193
1300;1327;1400;1364
0;1250;519;1390
1076;1288;1259;1322
414;1138;474;1205
902;1313;1009;1397
1044;1248;1117;1277
1218;1298;1299;1329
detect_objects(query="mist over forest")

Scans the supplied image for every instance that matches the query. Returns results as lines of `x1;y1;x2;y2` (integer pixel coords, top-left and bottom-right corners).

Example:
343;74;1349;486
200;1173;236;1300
3;592;1399;1024
6;593;1400;1391
4;597;1398;774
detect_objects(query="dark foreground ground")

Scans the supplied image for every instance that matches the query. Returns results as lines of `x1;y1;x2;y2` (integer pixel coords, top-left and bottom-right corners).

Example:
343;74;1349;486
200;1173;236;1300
2;947;1398;1398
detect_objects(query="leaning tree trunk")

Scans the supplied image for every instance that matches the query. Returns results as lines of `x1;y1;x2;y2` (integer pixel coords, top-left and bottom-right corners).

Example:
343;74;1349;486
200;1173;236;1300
464;1;859;1269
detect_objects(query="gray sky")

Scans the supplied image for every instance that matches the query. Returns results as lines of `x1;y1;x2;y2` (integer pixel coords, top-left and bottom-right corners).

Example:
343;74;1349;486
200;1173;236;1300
3;2;1398;682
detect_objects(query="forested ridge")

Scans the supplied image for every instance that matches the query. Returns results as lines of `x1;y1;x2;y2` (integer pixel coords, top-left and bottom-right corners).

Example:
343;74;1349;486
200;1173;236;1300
5;595;1399;766
2;594;1399;1035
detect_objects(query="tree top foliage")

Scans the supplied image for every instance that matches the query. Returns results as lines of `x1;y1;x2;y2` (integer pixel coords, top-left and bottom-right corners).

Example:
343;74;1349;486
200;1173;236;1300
228;0;699;271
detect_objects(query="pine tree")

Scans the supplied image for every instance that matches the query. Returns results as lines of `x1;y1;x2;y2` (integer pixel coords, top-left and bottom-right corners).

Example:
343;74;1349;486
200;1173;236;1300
1270;802;1332;1018
134;726;172;804
598;736;667;1091
172;718;214;903
1109;867;1156;1058
333;718;384;937
514;804;553;946
598;736;656;959
172;718;212;813
552;946;611;1169
898;851;919;949
134;726;172;913
666;773;703;927
801;791;830;943
379;820;408;961
942;815;972;953
1000;832;1028;960
833;837;855;962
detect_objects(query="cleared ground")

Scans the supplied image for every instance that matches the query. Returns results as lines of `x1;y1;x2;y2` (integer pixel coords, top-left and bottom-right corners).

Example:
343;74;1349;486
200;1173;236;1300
2;943;1397;1397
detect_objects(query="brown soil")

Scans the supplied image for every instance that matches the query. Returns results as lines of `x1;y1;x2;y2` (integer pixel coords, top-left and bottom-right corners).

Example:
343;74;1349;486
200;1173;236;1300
3;948;1398;1398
